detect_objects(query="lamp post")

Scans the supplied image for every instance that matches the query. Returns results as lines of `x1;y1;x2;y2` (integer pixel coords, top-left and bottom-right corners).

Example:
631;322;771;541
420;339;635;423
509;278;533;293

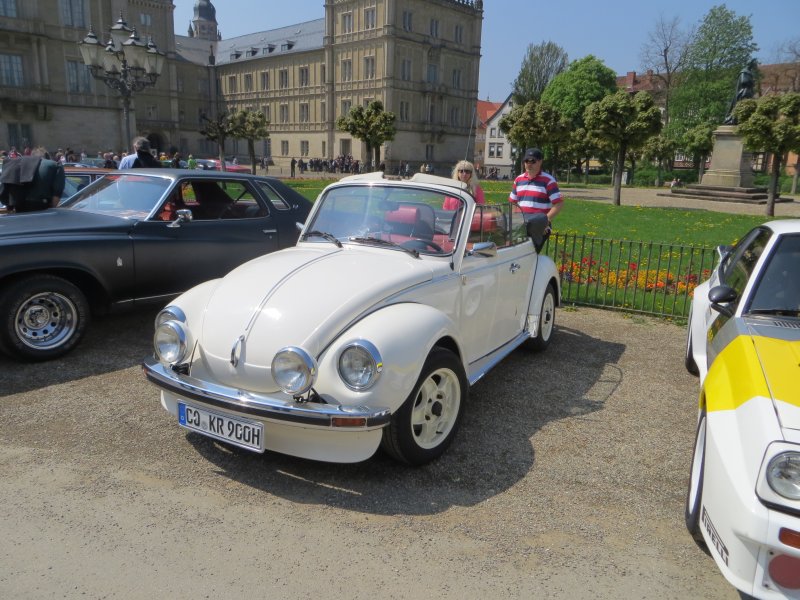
78;13;165;147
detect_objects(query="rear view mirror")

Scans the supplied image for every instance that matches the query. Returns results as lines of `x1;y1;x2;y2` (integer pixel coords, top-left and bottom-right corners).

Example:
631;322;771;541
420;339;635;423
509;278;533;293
708;285;737;318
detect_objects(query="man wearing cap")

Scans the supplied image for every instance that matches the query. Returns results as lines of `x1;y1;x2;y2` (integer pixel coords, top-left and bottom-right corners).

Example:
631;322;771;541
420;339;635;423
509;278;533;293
509;148;563;226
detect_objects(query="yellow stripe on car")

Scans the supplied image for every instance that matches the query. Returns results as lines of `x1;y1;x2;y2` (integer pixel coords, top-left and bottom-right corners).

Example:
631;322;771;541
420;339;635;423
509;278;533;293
705;336;770;412
752;336;800;408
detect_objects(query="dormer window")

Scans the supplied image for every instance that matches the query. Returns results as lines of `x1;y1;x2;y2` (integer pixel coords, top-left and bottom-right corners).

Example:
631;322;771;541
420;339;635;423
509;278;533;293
230;51;242;60
281;41;295;51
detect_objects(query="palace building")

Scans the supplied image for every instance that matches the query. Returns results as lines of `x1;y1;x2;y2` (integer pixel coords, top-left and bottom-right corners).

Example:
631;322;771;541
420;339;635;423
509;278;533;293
0;0;484;174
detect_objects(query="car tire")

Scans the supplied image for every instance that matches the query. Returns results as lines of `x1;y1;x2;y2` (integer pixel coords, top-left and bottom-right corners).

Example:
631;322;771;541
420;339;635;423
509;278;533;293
685;409;707;546
685;313;699;376
381;347;467;466
0;275;90;361
525;283;556;352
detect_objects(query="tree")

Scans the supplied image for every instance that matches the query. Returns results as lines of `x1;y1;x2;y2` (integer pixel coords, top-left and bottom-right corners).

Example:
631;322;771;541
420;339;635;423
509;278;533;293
336;100;397;169
199;112;235;171
734;93;800;216
669;5;759;136
540;55;618;129
498;100;570;174
229;109;270;175
639;15;693;126
512;41;568;105
642;134;678;186
681;122;715;180
584;91;663;205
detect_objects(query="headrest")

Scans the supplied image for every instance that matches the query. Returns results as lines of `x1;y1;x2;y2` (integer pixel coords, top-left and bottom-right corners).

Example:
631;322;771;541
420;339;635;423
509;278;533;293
470;211;498;232
385;205;419;224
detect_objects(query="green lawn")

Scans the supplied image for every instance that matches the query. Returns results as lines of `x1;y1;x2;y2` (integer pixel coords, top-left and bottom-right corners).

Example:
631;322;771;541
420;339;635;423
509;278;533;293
284;179;769;249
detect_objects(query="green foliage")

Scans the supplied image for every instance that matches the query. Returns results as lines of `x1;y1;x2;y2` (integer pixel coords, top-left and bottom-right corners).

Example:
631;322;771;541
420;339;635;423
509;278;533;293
199;112;236;168
512;41;569;105
540;55;618;128
498;100;570;171
229;109;270;174
335;100;397;168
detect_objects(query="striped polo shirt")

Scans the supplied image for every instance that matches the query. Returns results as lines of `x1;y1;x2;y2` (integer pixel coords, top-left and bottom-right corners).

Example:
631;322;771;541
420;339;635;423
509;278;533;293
508;171;562;213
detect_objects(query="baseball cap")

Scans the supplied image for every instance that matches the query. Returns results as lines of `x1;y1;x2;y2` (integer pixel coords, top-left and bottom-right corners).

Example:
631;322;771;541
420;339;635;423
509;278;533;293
523;148;543;161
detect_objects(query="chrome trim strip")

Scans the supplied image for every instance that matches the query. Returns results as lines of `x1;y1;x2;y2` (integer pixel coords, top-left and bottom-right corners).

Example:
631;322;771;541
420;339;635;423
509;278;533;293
467;331;529;385
143;357;391;428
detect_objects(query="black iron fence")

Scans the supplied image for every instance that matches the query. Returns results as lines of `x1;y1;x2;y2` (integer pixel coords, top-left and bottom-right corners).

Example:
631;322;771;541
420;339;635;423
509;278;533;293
542;233;718;318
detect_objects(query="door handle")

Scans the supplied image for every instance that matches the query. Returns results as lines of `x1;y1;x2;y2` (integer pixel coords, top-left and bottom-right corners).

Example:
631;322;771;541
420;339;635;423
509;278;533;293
263;229;277;234
509;262;521;273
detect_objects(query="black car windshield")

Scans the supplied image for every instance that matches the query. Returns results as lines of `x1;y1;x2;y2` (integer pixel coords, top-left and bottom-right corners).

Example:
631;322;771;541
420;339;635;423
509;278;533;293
60;173;172;219
306;184;464;256
747;233;800;316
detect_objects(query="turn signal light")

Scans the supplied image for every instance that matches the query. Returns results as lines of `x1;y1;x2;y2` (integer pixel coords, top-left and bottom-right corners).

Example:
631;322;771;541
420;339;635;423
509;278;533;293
779;528;800;550
331;416;367;427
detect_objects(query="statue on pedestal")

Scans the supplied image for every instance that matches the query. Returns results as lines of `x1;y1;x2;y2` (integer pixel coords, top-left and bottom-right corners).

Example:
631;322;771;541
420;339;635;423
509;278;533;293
723;59;758;125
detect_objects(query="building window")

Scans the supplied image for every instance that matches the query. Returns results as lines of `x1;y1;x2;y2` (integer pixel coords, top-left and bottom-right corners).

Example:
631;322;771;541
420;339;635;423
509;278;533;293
340;139;351;156
341;12;353;34
450;106;460;127
59;0;86;28
244;73;253;92
452;69;461;90
260;71;269;90
429;19;439;38
320;101;326;120
299;103;309;122
488;144;496;158
320;64;326;83
300;140;309;156
399;100;410;122
427;102;435;123
425;144;434;161
364;56;375;80
263;105;271;121
0;0;17;17
401;58;411;81
322;141;326;157
454;24;463;44
227;75;237;93
7;123;32;149
495;145;503;159
402;10;412;32
140;13;151;27
299;67;309;87
490;127;497;138
146;105;157;119
0;54;23;87
341;59;352;82
363;97;373;108
364;7;376;30
66;60;91;93
427;63;438;84
279;69;288;89
341;99;352;117
281;140;289;155
279;104;289;123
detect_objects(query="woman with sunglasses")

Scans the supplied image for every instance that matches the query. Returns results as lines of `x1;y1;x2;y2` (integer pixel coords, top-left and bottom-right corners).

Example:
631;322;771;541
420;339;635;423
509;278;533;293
443;160;485;209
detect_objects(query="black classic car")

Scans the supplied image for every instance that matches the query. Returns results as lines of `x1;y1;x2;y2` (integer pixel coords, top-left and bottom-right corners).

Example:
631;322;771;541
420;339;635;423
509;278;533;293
0;169;312;361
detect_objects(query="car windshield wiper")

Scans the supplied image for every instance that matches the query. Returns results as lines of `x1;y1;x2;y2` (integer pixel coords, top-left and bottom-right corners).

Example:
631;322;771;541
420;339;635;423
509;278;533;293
348;236;419;258
302;230;342;247
747;308;800;317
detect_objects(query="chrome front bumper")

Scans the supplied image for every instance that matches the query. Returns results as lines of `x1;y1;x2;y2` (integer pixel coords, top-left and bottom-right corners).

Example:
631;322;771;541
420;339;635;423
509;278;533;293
142;357;392;428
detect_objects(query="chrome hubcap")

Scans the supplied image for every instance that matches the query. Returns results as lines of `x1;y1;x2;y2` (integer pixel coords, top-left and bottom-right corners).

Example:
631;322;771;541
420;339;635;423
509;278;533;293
15;292;78;350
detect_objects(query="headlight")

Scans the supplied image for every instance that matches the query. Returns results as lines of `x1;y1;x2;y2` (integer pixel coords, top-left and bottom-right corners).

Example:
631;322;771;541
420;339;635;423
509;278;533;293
338;341;383;391
767;452;800;500
272;347;317;395
154;320;190;365
155;306;187;328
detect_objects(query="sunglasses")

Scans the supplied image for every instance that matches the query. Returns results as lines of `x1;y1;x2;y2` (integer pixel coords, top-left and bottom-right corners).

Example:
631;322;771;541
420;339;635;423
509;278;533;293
458;169;472;174
524;159;538;164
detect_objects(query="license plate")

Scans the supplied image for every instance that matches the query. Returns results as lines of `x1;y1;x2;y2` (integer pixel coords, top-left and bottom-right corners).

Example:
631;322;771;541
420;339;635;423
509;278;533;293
178;403;264;452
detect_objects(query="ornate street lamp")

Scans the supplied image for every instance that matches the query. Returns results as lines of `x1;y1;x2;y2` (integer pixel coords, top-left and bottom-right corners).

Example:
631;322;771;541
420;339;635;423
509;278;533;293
78;13;165;146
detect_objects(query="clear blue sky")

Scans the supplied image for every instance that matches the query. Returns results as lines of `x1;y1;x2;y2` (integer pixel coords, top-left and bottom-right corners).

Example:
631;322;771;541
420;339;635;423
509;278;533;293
172;0;797;101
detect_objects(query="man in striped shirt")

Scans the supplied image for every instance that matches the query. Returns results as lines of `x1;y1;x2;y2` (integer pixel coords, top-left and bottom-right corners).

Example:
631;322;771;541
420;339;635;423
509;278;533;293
509;148;563;228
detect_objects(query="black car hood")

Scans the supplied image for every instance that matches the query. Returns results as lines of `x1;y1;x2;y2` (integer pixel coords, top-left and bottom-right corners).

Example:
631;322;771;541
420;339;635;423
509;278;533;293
0;209;133;240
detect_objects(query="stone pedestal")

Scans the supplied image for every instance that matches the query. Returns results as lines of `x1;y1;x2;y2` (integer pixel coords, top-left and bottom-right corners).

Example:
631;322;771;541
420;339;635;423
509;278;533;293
699;125;755;188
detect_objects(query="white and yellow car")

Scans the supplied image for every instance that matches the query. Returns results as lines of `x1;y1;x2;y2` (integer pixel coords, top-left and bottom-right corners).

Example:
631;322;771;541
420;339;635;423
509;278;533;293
685;220;800;598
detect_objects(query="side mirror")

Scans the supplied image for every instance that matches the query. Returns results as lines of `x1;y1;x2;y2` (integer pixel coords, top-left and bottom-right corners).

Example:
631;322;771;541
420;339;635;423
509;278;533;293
167;209;193;228
708;285;737;318
469;241;497;257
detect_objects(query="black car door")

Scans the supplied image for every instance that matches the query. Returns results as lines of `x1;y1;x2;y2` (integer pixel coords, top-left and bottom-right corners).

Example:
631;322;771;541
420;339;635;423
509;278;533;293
130;178;280;301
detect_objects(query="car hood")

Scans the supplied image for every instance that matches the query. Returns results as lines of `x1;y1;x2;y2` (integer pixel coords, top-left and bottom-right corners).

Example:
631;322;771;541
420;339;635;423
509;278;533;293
0;209;130;239
197;245;434;391
748;320;800;432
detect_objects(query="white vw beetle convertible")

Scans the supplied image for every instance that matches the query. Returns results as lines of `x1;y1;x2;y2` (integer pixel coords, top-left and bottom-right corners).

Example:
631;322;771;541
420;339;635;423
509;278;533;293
143;172;559;465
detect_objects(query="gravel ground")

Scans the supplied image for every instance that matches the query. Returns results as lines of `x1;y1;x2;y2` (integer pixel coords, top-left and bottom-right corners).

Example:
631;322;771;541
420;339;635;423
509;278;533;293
0;305;738;599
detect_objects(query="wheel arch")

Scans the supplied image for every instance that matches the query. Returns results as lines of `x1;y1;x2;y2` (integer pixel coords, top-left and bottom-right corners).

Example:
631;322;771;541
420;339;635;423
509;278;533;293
0;268;109;312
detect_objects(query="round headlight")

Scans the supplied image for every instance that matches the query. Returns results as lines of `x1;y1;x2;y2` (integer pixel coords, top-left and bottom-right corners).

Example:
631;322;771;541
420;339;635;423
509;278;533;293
338;341;383;391
767;452;800;501
272;347;317;395
154;321;190;365
155;306;187;328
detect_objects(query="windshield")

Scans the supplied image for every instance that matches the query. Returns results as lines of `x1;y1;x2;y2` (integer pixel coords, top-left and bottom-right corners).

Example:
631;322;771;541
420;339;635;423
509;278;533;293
60;173;171;219
747;233;800;316
305;184;466;256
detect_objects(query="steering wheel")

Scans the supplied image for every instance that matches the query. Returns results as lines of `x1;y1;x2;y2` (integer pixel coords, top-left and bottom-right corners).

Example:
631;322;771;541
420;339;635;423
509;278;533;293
401;239;444;253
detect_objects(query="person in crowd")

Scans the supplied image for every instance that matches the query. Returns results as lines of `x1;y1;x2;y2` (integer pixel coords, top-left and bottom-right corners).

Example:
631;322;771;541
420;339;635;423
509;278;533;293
171;152;182;168
187;154;197;170
0;147;65;212
102;152;117;169
118;137;161;169
508;147;562;228
290;157;297;177
443;160;485;209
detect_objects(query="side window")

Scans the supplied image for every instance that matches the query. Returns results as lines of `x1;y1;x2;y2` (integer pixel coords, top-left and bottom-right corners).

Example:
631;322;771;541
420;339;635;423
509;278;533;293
722;228;771;298
183;180;267;220
257;181;289;211
468;205;508;248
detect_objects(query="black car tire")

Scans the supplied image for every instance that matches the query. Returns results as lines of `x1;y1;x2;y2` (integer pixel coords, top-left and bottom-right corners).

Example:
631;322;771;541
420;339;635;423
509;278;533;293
0;274;90;361
381;347;467;466
525;283;556;352
685;409;708;547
